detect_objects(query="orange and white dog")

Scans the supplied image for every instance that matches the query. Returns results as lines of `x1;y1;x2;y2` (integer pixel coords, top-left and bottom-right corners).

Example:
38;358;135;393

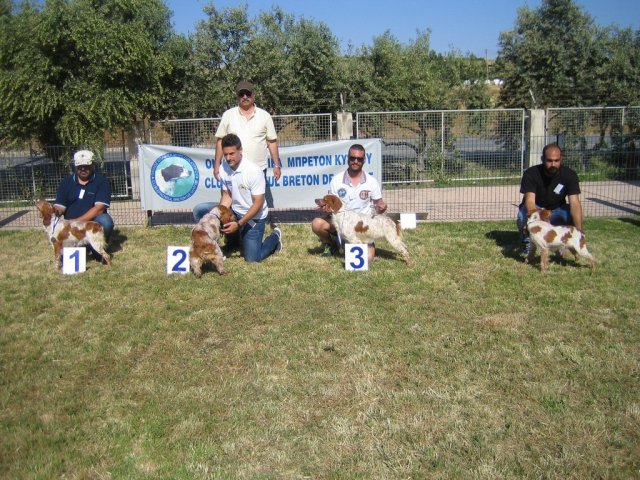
189;204;235;277
526;207;595;272
315;194;411;264
35;199;111;270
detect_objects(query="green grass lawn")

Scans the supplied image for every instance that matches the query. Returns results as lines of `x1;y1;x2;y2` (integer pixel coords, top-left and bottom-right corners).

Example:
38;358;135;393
1;218;639;479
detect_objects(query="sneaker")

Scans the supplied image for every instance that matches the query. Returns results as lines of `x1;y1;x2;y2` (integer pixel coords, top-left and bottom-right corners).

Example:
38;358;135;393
322;243;339;257
273;227;283;254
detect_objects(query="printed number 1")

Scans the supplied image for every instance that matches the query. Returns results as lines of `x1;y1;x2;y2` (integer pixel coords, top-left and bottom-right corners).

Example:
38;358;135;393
69;249;80;272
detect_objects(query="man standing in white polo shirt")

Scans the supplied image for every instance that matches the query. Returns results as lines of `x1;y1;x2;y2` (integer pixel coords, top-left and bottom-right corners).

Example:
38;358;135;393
219;134;282;262
193;80;283;222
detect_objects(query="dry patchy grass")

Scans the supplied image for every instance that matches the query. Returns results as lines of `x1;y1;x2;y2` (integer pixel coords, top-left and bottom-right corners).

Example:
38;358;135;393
1;218;639;479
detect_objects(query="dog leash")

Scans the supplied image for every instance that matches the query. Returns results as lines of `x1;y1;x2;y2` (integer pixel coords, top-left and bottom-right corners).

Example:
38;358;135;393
50;215;62;242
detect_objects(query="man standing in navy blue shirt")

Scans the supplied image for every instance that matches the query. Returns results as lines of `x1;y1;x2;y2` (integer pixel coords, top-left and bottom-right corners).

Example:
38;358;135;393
54;150;114;239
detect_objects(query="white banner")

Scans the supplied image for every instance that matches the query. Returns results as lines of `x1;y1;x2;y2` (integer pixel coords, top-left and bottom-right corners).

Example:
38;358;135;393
138;139;382;211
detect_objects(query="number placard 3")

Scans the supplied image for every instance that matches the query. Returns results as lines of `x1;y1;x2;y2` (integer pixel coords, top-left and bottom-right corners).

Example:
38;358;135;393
167;246;190;275
345;243;369;271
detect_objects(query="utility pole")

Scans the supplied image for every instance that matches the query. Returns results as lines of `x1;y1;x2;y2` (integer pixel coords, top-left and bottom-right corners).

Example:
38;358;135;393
485;49;489;80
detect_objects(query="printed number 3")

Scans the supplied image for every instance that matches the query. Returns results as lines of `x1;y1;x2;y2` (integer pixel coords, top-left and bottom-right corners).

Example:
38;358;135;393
349;245;365;269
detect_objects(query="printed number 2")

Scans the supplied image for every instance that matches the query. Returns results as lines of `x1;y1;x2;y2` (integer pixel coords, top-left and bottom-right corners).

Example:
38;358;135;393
172;249;188;272
167;247;190;275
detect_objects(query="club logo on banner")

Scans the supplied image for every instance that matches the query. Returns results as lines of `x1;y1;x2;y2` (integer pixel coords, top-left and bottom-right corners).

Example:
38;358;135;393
150;153;200;202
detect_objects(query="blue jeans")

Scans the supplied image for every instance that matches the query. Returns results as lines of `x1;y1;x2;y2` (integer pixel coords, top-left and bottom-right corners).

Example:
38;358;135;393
517;204;573;243
226;217;279;263
94;212;114;240
193;202;218;222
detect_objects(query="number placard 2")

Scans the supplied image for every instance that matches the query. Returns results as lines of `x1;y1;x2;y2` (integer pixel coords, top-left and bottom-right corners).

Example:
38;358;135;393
62;247;87;275
345;243;368;271
167;246;190;275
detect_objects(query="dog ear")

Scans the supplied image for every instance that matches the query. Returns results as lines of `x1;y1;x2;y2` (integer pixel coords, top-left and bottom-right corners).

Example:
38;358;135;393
218;205;235;225
326;195;341;213
540;209;551;221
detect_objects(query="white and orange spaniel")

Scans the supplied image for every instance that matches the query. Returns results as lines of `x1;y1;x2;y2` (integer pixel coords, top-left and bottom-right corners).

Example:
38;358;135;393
189;204;235;277
315;194;411;264
35;199;111;270
526;207;595;272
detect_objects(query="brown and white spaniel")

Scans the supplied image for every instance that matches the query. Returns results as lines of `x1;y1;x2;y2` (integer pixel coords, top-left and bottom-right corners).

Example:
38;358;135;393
189;204;235;277
35;199;111;270
526;207;595;272
315;194;411;264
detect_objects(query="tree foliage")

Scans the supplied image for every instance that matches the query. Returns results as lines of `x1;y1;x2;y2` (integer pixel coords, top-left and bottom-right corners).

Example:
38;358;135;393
174;5;341;116
0;0;176;147
1;0;637;148
340;31;490;112
496;0;640;108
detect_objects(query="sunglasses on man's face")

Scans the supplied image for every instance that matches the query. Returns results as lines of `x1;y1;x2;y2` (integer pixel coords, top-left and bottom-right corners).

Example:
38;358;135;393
237;90;253;98
348;155;365;163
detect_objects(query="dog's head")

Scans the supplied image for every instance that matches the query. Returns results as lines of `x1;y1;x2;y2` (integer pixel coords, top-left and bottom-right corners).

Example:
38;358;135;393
161;164;191;182
527;207;552;224
315;194;344;214
35;198;54;219
210;204;235;226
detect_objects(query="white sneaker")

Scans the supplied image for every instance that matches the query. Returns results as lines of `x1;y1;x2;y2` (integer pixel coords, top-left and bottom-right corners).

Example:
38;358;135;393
273;227;283;254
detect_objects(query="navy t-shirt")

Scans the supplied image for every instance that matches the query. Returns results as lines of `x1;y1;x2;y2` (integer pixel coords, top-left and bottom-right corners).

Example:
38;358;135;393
520;164;581;210
54;172;111;219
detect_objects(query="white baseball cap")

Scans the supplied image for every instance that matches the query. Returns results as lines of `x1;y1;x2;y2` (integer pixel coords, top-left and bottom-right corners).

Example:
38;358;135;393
73;150;94;166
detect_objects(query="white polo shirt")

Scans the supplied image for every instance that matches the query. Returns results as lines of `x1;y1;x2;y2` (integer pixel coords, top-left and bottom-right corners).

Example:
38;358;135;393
215;106;277;171
220;156;268;220
329;170;383;214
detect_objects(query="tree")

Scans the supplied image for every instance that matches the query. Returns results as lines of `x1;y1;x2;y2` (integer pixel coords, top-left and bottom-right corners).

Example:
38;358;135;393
0;0;175;149
180;5;341;116
595;26;640;106
239;11;341;114
496;0;602;108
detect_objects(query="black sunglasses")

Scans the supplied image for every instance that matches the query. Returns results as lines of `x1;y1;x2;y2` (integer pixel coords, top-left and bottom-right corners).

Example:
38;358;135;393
348;155;365;163
237;90;253;97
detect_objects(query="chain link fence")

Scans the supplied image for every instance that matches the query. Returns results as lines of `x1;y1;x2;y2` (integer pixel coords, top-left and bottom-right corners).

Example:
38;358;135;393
357;109;526;220
1;108;638;229
148;113;333;148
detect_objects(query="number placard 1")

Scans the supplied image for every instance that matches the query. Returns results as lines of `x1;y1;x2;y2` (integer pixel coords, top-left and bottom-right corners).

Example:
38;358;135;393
62;247;86;275
167;246;190;275
345;243;368;271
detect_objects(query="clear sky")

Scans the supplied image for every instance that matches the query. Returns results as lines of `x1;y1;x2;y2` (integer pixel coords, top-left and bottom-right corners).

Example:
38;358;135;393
165;0;639;58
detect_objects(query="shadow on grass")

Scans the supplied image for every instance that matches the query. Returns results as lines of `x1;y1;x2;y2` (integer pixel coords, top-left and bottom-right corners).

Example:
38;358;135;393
108;229;128;254
485;230;522;261
306;243;404;263
487;229;592;270
620;216;640;228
